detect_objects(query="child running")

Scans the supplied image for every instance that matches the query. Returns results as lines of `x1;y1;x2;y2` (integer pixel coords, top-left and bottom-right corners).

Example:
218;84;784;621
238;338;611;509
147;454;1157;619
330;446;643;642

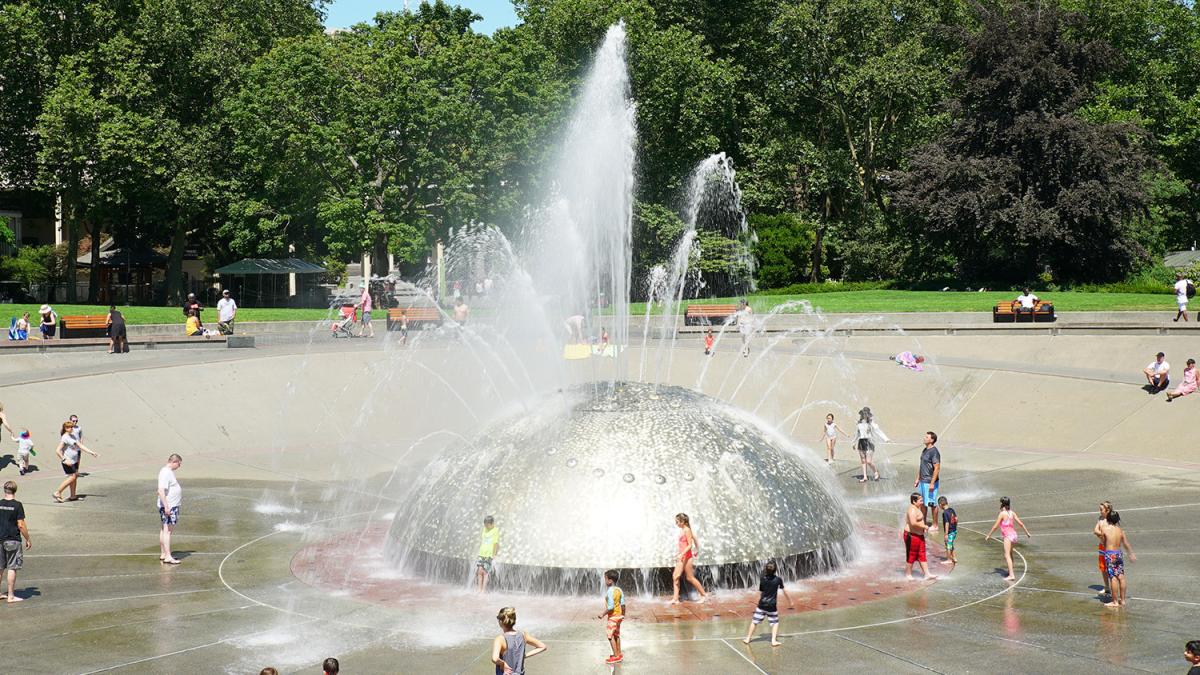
742;561;796;646
595;569;625;664
670;513;708;604
985;496;1031;581
12;430;34;476
1093;501;1113;600
938;495;957;568
819;413;848;464
476;515;500;593
491;606;547;675
703;328;714;356
1100;510;1136;609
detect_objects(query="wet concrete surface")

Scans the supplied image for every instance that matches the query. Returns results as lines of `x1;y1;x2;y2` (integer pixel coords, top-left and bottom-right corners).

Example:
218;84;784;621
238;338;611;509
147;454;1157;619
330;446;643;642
0;335;1196;673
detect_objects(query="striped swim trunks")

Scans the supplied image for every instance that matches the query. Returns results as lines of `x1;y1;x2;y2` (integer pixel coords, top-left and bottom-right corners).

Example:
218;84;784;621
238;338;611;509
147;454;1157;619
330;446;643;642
751;607;779;625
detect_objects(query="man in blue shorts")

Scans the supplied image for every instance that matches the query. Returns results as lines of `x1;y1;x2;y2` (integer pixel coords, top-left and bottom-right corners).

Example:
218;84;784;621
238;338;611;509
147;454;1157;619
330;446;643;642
914;431;941;532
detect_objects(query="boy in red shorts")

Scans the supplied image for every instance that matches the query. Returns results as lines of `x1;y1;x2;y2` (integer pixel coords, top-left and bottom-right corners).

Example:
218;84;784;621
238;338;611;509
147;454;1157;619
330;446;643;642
596;569;625;663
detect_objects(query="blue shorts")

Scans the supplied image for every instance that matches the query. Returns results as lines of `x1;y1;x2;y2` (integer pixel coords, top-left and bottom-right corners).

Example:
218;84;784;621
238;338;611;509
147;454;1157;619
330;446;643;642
159;506;179;526
919;481;939;506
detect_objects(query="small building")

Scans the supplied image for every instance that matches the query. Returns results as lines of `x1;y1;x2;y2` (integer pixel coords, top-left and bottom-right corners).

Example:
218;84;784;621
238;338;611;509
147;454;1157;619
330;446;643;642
215;258;327;308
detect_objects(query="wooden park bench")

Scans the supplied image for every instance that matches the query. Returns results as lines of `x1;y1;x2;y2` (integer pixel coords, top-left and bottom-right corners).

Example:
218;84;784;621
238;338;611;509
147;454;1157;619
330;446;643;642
992;300;1055;323
684;304;739;326
387;307;443;330
59;315;110;338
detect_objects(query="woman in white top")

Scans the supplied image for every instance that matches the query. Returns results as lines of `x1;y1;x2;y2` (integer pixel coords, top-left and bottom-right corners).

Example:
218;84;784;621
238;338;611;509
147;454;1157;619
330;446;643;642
853;407;889;482
818;413;849;464
53;421;98;503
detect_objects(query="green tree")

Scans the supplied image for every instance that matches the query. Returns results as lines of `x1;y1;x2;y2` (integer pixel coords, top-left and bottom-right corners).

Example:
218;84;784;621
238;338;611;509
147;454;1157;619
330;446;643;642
894;0;1154;284
750;213;816;289
228;3;563;272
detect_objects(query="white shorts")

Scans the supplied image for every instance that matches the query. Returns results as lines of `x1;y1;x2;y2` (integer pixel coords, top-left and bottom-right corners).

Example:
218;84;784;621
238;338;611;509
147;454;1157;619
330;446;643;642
1179;301;1188;311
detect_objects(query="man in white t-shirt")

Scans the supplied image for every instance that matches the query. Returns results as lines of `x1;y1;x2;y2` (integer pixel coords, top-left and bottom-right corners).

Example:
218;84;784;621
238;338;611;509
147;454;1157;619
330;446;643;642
157;454;183;565
1015;288;1038;315
216;289;238;335
1174;273;1192;322
1144;352;1170;392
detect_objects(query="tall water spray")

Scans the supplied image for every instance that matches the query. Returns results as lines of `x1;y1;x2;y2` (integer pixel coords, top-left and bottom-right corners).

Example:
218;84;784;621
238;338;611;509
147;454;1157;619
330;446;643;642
525;23;636;381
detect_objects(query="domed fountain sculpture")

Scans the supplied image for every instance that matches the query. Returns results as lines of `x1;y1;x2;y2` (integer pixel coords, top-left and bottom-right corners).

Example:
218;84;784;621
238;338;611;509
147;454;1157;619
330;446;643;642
386;382;856;593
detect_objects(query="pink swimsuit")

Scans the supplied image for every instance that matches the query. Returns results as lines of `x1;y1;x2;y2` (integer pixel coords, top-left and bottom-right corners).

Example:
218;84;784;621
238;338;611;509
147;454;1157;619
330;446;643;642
1000;511;1017;542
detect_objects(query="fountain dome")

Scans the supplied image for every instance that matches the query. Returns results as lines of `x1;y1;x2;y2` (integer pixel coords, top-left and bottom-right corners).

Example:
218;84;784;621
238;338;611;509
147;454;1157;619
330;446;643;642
386;382;855;593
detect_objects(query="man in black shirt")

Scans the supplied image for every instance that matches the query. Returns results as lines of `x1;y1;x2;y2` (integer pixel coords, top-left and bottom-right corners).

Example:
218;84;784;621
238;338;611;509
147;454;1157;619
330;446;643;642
0;480;32;603
742;561;796;647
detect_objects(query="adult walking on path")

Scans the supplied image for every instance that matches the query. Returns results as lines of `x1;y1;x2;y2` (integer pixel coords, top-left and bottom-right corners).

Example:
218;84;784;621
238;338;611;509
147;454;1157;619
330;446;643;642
216;289;238;335
736;299;754;357
52;421;97;503
915;432;941;531
107;306;127;354
157;454;183;564
1175;273;1194;322
0;481;31;603
357;283;375;338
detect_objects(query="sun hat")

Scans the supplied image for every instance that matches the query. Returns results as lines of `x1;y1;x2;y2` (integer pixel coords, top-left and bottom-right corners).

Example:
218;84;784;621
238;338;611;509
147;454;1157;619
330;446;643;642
39;304;51;314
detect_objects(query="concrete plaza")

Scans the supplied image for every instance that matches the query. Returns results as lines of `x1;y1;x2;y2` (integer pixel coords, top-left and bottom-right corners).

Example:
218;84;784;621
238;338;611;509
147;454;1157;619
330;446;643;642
0;329;1195;673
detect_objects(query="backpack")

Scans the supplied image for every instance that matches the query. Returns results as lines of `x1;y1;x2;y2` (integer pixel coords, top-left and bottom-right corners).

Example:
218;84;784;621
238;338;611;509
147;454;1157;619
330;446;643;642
1188;282;1196;299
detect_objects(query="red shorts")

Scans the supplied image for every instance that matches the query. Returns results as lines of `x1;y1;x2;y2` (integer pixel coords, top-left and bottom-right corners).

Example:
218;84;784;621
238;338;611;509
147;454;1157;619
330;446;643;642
1098;546;1106;575
606;615;623;639
905;531;927;563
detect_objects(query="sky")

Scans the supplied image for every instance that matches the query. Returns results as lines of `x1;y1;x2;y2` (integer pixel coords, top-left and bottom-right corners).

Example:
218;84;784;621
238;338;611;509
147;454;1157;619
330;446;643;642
324;0;520;33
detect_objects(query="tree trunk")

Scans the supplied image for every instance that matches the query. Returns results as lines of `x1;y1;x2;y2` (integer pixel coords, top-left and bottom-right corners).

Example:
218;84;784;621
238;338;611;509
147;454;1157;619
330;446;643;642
64;192;79;303
165;220;187;305
87;220;102;303
372;231;389;277
811;225;825;283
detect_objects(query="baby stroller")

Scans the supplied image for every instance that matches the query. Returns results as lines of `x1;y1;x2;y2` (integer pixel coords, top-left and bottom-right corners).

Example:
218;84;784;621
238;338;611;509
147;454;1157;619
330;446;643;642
331;304;357;338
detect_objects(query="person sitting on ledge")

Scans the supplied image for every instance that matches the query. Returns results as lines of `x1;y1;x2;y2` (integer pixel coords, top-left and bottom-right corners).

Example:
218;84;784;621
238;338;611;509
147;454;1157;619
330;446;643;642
1166;358;1197;402
1144;352;1170;392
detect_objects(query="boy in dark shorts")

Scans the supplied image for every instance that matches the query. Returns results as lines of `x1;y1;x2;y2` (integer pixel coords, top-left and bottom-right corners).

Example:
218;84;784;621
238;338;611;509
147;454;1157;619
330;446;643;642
596;569;625;664
938;496;957;568
742;561;796;646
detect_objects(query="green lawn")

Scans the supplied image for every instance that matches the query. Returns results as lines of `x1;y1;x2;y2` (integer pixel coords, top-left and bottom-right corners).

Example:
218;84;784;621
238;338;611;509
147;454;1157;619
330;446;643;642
2;304;333;325
0;290;1174;326
630;290;1173;315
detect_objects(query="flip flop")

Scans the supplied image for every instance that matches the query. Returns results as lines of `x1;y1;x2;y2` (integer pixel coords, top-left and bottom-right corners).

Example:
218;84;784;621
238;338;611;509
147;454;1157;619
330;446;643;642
51;493;63;503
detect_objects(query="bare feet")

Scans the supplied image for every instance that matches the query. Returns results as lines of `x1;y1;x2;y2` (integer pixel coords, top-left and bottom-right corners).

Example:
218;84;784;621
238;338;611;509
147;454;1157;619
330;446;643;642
925;574;939;581
1003;575;1016;581
162;558;181;565
905;575;915;581
669;599;680;605
51;493;62;503
941;559;956;566
741;638;751;644
771;640;782;647
1104;601;1120;608
697;595;708;604
7;595;22;603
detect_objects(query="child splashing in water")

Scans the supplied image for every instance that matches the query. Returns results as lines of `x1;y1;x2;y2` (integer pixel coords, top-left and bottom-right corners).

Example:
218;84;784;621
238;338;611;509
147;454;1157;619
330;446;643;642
985;496;1032;581
819;413;848;464
670;513;708;604
853;407;889;482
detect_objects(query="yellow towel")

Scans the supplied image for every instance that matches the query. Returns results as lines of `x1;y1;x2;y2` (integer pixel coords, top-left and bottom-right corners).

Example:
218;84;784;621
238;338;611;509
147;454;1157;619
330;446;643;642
563;344;592;360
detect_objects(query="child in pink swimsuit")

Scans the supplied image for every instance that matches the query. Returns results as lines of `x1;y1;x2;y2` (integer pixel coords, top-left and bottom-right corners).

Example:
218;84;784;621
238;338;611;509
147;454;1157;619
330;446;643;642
986;496;1031;581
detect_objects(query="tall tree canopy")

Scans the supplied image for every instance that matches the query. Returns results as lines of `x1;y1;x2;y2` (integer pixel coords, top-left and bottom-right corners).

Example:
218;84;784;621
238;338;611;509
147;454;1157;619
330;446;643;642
894;0;1154;284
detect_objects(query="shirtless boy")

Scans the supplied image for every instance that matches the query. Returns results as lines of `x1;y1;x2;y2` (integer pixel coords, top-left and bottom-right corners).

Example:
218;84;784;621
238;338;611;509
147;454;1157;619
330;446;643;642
1100;510;1136;609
